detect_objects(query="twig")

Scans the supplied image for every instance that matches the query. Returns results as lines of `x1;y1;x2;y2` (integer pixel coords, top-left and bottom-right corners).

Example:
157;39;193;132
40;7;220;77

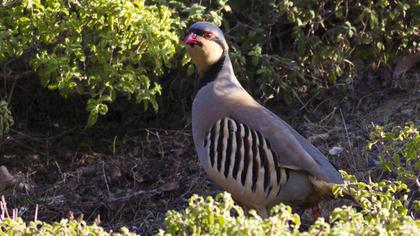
6;74;16;105
0;71;36;80
339;109;353;152
1;195;10;219
106;190;145;202
34;204;38;221
146;130;165;159
339;108;357;170
54;161;64;182
319;107;337;124
9;129;74;142
294;90;320;112
13;208;17;220
102;161;110;194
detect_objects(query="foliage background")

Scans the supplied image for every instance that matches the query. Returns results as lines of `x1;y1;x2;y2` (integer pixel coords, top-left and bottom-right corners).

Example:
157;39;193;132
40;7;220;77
0;0;419;235
0;0;418;124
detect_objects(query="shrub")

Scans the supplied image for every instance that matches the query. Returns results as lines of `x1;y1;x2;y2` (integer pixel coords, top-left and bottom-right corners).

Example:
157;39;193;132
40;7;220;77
1;1;418;123
0;195;137;235
0;0;180;126
368;122;419;209
0;0;234;126
159;172;419;235
226;0;419;103
0;217;136;235
163;0;231;27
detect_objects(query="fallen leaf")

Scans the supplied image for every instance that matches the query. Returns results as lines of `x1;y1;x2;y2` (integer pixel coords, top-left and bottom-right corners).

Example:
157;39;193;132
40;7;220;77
159;181;179;192
110;164;122;181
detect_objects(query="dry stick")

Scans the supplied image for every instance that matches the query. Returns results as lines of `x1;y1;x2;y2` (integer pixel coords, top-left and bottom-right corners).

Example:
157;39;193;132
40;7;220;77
313;97;333;113
146;130;165;159
34;204;39;221
319;107;337;124
1;195;10;219
0;197;4;220
294;90;320;112
9;129;74;142
339;108;357;170
54;161;64;182
156;131;164;159
13;208;17;220
107;190;145;202
6;72;17;105
94;214;101;225
102;161;111;194
0;71;37;80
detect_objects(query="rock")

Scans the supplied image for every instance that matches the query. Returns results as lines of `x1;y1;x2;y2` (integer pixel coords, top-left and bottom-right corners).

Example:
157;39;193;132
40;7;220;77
0;165;17;192
400;108;414;116
329;146;344;156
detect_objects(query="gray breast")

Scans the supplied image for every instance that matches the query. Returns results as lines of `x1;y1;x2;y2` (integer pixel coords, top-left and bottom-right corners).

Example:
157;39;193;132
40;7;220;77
203;117;290;198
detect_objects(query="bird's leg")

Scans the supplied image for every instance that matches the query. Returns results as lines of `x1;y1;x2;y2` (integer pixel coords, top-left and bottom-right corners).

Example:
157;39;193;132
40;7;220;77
256;207;268;219
311;205;321;219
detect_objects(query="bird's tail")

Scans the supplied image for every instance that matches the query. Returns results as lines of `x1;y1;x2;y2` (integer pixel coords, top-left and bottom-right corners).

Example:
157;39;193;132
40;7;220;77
309;176;353;200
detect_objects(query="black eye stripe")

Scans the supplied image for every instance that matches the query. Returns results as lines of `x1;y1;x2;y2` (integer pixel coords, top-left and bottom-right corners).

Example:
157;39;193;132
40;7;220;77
187;28;227;50
189;29;215;39
190;28;205;37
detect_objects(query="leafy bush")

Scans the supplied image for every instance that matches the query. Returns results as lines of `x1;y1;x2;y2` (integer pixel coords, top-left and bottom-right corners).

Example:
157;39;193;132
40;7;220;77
333;172;419;234
1;0;418;123
0;195;137;235
159;172;419;235
368;122;419;196
226;0;419;103
0;0;179;126
0;217;136;235
0;0;234;125
163;0;231;27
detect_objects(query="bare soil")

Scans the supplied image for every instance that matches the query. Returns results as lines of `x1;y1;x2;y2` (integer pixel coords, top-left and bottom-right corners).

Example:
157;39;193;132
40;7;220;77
1;70;419;235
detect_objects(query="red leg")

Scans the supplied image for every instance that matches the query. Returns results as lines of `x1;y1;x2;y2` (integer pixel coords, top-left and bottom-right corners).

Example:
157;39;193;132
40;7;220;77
311;205;321;220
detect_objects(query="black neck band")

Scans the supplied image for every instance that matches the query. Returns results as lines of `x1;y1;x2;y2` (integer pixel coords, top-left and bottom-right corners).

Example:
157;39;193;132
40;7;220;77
198;52;229;89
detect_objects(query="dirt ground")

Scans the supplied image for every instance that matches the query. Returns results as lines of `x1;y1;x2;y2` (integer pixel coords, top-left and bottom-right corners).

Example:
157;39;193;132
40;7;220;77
1;68;419;235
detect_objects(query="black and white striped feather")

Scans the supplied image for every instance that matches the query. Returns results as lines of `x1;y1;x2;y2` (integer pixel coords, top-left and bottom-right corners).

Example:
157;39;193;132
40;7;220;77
204;117;290;198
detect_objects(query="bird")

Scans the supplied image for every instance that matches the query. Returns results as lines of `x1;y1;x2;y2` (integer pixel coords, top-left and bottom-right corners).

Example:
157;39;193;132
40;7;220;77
184;21;345;218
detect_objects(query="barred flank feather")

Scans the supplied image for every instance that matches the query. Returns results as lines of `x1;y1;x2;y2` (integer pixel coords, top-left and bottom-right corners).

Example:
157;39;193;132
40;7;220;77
204;117;289;198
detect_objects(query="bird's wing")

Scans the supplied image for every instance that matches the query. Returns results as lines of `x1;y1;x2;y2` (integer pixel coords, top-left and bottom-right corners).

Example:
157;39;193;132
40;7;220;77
226;91;343;184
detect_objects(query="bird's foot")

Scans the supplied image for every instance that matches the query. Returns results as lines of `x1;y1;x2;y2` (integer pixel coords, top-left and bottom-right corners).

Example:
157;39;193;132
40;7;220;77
311;205;321;220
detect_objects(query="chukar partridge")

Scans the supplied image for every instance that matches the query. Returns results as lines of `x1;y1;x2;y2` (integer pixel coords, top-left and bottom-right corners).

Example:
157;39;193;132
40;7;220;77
184;22;344;217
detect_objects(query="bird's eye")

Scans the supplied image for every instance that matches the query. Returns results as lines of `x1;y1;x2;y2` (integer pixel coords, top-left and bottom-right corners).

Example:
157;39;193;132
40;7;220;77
203;32;213;39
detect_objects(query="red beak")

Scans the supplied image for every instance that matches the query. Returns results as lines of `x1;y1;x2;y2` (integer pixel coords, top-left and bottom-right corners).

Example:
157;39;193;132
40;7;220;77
183;32;200;46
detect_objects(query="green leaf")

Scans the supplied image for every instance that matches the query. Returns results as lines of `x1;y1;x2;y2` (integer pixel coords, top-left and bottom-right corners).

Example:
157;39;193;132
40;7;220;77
87;110;99;127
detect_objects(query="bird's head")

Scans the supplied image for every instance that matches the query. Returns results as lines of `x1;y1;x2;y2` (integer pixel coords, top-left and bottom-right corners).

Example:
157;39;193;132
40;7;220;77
183;22;228;77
